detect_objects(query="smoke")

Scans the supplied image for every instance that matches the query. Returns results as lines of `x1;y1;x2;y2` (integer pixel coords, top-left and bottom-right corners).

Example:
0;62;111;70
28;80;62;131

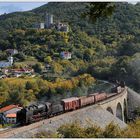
129;54;140;86
38;81;114;105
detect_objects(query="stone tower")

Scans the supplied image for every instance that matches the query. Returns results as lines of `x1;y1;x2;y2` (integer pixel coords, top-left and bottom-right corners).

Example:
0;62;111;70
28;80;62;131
45;13;53;28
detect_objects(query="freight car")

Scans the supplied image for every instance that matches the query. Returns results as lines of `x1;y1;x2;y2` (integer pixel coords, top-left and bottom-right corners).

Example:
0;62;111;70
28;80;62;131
94;92;107;102
61;97;80;112
79;95;95;107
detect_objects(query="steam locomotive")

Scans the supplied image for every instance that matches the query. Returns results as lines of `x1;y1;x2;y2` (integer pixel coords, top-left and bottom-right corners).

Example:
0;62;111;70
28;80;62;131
17;81;125;125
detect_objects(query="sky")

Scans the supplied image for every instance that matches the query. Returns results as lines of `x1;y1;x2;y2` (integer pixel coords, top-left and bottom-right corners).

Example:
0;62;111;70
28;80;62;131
0;2;47;15
0;1;138;15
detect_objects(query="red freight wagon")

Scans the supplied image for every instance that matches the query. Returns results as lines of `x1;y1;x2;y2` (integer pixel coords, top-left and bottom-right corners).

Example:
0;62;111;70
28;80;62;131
61;97;80;112
79;96;95;107
88;93;99;97
94;92;107;102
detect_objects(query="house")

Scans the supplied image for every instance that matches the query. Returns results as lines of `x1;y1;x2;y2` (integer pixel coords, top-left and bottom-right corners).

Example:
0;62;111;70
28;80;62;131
9;68;34;77
60;51;72;59
60;24;69;32
0;105;22;124
1;69;9;75
34;23;45;29
0;57;13;68
55;22;69;32
5;114;16;124
0;61;11;68
46;64;51;69
0;75;7;79
13;73;22;78
10;68;34;75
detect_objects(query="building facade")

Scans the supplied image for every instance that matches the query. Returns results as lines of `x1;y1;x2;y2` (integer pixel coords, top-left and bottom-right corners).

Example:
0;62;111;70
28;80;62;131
0;105;22;124
60;51;72;59
0;57;13;68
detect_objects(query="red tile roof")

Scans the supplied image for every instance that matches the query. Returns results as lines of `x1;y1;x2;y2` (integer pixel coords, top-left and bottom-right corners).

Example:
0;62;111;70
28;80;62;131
6;113;16;118
0;105;19;113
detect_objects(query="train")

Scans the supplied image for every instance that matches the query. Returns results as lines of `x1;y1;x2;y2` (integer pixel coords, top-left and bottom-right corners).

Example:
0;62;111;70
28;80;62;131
17;82;125;125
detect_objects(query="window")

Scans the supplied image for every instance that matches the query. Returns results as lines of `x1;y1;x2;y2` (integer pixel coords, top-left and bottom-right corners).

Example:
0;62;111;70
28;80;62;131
12;120;15;123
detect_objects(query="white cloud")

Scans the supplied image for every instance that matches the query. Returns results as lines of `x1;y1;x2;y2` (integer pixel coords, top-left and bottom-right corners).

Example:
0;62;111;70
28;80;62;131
0;3;46;15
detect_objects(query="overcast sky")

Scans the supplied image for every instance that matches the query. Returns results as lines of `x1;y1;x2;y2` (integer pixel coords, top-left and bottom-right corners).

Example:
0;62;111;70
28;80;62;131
0;2;46;15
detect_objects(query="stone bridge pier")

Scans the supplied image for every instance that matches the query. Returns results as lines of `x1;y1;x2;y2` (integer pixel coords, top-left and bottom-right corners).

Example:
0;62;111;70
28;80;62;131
99;88;128;122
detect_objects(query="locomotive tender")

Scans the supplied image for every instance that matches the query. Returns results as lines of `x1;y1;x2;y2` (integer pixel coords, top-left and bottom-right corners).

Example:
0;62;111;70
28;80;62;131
17;84;125;125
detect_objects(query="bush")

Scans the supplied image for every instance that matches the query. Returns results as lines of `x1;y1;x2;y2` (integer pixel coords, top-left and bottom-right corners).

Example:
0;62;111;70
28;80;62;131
34;121;124;138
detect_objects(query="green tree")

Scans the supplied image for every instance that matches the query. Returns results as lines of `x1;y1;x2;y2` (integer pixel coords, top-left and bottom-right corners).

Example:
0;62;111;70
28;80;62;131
58;121;86;138
44;56;52;63
83;3;116;22
25;81;34;90
103;122;122;138
32;63;43;73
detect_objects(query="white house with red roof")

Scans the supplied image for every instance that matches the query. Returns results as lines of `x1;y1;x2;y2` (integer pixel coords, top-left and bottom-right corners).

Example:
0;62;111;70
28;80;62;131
60;51;72;60
9;68;34;77
10;68;34;74
0;105;22;124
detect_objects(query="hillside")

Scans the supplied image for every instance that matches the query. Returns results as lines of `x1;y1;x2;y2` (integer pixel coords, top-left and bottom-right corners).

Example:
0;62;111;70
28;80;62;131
1;2;140;107
1;3;140;43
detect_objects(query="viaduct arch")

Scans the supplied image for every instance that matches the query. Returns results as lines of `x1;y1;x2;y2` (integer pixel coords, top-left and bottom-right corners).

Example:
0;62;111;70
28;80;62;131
99;88;128;122
106;107;113;114
116;103;123;121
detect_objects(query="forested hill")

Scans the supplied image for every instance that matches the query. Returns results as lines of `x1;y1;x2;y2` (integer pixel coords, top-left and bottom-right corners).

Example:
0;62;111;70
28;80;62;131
1;2;140;92
1;2;140;44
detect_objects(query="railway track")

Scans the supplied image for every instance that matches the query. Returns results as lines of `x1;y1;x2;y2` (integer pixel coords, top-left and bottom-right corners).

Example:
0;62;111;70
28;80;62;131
0;116;59;138
0;128;12;134
0;122;41;138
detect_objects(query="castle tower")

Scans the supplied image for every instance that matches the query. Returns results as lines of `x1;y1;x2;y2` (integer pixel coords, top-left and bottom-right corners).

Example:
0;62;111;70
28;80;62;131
45;13;53;28
8;56;13;66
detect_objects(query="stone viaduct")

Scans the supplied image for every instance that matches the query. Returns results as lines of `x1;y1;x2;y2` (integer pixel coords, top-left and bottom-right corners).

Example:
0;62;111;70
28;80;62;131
99;88;128;122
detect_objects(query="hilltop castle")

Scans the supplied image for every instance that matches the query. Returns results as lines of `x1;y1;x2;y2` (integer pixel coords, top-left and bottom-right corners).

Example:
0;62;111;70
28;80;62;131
35;12;69;32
